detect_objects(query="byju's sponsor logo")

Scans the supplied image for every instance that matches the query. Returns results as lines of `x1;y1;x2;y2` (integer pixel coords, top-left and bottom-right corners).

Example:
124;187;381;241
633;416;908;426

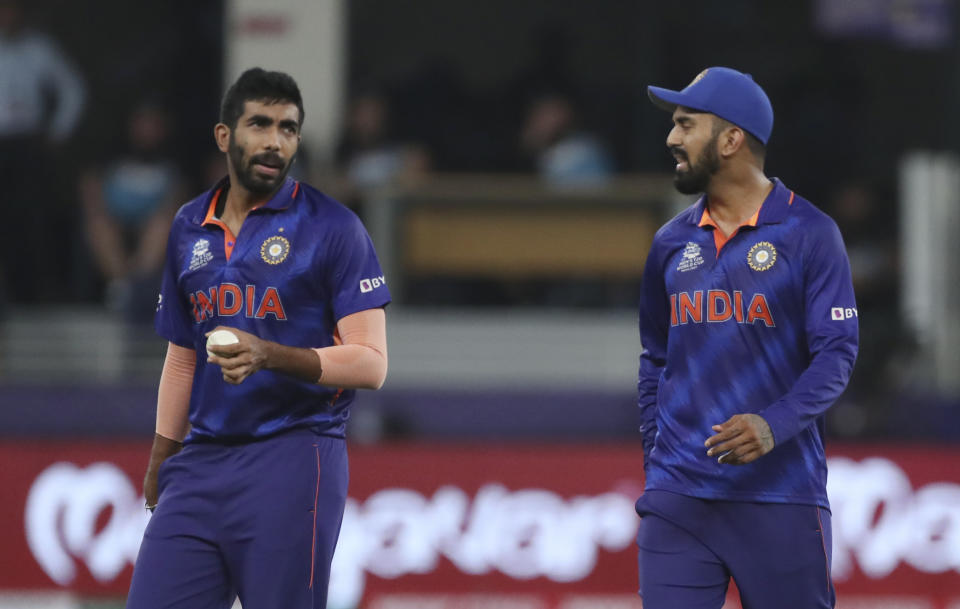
831;307;858;321
360;276;386;293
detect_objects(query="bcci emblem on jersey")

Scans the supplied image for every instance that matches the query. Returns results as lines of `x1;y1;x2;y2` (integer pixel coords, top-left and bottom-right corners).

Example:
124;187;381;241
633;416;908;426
261;235;290;265
747;241;777;271
677;242;705;272
189;239;213;271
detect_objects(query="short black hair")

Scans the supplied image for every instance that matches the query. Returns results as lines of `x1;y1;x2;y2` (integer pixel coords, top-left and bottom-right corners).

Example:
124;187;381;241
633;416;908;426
220;68;304;129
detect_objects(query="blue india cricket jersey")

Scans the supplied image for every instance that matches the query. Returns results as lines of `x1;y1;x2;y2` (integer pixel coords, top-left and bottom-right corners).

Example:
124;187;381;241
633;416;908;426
155;177;391;442
638;179;858;507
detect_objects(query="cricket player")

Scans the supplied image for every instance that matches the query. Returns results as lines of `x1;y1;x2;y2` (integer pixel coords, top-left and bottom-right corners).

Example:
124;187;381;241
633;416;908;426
126;68;390;609
636;67;858;608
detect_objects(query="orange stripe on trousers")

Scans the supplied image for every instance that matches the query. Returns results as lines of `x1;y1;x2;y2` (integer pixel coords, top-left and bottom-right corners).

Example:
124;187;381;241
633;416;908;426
309;445;320;588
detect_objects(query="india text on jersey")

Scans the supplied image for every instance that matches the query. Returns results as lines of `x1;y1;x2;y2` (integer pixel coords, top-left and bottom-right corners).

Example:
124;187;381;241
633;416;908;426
669;290;774;327
189;283;287;322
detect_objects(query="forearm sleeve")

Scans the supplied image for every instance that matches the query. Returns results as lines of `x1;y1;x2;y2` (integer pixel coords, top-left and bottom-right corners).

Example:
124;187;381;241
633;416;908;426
760;221;859;445
638;244;669;472
156;342;195;441
313;308;388;390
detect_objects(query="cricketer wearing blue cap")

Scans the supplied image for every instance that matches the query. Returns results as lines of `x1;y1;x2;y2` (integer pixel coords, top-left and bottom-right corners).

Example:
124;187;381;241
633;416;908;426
126;68;391;609
635;67;858;608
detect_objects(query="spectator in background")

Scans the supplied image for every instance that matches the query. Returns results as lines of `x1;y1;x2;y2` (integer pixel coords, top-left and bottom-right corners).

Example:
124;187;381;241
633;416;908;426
0;0;86;306
520;93;612;188
0;0;84;142
335;90;430;191
79;102;182;321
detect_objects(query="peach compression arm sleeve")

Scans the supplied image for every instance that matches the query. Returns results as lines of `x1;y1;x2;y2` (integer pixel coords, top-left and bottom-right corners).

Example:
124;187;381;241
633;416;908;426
313;308;388;390
155;342;195;441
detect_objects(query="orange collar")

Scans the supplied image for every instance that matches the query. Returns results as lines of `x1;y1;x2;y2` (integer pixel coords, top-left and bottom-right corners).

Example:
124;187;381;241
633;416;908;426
200;188;238;260
697;205;761;230
698;205;762;255
690;179;796;229
194;178;302;261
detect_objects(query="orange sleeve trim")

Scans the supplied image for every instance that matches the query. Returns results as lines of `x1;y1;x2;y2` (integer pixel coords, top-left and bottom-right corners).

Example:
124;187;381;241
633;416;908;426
200;188;238;260
787;191;795;206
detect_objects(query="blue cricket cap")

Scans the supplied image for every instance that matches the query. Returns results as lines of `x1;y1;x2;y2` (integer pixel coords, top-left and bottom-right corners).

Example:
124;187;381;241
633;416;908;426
648;67;774;145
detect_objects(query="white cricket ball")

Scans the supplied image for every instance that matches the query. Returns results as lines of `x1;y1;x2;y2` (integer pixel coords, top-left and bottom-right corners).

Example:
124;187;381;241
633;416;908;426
206;329;239;357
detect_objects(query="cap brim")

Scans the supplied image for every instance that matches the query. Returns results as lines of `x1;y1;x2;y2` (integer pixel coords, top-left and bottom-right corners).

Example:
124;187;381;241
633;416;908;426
647;86;688;112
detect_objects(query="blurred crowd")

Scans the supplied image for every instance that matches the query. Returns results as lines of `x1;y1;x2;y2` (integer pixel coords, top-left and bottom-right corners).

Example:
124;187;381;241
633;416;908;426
0;2;626;315
0;0;84;310
0;0;221;314
0;0;952;438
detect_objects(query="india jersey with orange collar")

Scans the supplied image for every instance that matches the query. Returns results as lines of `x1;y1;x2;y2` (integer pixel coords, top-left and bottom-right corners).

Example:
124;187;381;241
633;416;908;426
637;178;858;507
155;177;391;442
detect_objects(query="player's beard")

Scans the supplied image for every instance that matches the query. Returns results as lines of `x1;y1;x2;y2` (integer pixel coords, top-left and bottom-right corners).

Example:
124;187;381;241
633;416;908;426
228;132;295;195
673;136;720;195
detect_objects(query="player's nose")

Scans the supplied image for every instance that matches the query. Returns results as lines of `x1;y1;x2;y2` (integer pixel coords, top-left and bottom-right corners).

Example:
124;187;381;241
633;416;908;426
263;127;281;150
666;125;682;148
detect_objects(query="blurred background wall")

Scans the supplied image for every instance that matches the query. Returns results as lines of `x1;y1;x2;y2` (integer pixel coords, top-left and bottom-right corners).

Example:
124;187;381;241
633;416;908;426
1;0;959;607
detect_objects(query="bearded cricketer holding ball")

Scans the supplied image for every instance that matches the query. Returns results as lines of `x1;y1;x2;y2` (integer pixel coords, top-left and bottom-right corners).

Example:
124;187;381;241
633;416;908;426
635;67;858;608
127;68;390;609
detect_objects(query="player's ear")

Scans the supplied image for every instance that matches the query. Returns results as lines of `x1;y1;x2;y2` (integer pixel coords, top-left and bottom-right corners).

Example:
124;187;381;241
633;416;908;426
214;123;231;153
719;126;745;159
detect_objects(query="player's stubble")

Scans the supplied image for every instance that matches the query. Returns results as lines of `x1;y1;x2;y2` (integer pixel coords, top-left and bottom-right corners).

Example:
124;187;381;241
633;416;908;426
228;130;296;195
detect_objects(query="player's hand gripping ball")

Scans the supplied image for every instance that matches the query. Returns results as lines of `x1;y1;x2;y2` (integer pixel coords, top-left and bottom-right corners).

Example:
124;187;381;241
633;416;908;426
206;329;239;357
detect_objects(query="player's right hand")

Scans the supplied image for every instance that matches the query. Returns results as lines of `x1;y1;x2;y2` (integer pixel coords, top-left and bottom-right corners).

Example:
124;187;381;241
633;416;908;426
704;414;775;465
143;434;183;512
205;326;271;385
143;467;160;511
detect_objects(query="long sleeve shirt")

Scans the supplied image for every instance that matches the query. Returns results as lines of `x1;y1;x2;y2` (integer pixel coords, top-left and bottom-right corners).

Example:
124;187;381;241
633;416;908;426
638;179;858;508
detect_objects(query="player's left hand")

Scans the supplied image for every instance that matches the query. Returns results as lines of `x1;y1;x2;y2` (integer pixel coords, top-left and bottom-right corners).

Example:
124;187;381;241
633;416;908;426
205;326;271;385
704;414;775;465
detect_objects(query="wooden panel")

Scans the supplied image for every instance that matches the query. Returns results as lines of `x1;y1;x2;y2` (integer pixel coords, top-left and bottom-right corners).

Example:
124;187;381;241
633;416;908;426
403;207;657;277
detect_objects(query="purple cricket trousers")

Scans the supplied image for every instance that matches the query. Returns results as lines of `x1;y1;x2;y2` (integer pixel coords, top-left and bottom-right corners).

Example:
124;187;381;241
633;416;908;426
636;489;835;609
127;429;348;609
